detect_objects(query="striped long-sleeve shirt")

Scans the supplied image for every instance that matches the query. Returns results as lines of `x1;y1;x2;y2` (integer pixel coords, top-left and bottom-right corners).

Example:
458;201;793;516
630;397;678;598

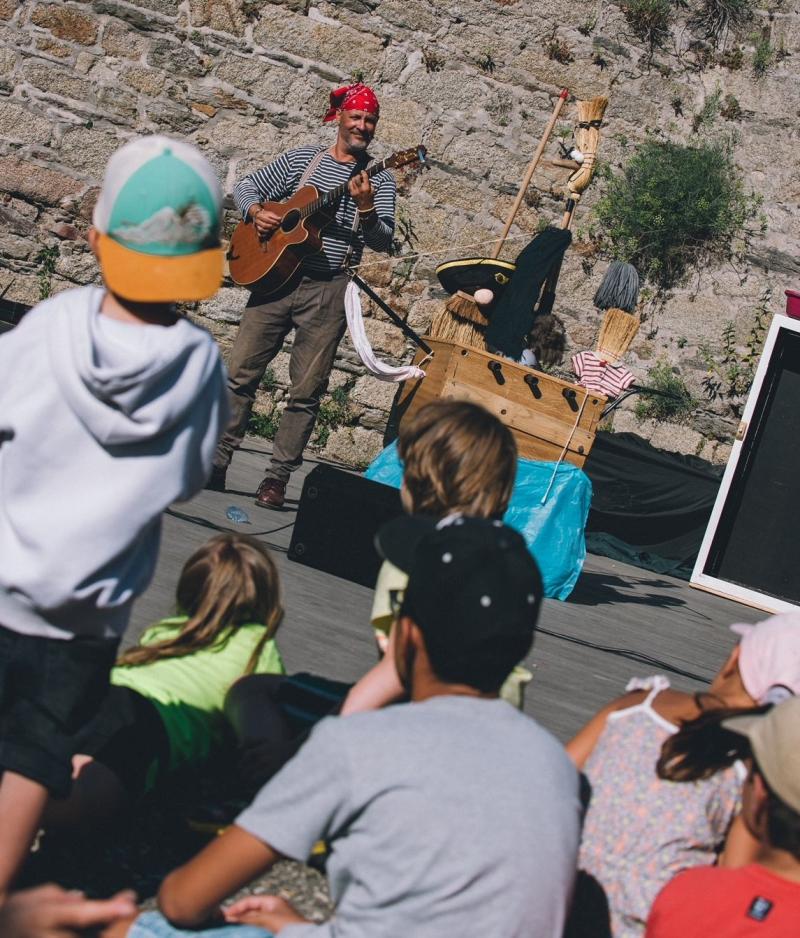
233;145;396;276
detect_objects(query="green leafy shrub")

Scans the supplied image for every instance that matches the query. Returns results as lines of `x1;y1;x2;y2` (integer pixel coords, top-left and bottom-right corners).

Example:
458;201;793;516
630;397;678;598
35;245;59;300
752;36;774;76
719;94;742;120
717;45;744;68
314;386;351;447
595;140;760;287
621;0;674;49
248;410;280;440
691;0;754;46
634;360;696;421
259;367;278;392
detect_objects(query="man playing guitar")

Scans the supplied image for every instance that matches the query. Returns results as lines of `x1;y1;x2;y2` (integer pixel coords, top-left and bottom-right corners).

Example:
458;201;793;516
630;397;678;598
209;83;396;508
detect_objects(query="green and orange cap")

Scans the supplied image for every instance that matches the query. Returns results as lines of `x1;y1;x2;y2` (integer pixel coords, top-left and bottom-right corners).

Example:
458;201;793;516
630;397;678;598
92;134;223;302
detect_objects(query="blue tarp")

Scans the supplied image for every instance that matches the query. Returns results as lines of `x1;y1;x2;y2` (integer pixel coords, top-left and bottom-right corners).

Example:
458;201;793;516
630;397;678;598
365;443;592;600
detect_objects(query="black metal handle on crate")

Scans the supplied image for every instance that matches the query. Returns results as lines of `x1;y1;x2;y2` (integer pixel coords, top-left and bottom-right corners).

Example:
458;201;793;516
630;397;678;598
562;388;579;412
488;360;505;385
524;374;542;399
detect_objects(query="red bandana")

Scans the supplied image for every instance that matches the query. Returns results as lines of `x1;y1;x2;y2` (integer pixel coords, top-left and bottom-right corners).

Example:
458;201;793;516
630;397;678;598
322;83;380;123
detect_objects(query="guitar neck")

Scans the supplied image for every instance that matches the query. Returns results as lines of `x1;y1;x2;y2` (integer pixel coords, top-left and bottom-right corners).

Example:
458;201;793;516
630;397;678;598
301;156;390;218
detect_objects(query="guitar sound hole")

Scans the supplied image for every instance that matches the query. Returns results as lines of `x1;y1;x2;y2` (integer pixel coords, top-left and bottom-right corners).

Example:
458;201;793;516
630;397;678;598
281;210;301;233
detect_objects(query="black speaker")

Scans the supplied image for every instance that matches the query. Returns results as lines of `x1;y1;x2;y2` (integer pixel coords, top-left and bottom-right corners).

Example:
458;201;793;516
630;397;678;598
288;465;404;588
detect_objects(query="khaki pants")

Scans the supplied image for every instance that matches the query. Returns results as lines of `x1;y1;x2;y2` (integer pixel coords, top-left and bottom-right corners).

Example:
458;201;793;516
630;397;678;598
215;274;348;484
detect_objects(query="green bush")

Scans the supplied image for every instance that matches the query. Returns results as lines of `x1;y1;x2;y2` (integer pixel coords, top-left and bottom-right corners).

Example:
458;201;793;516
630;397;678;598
621;0;674;48
314;386;351;447
634;360;696;421
595;140;760;287
248;410;280;440
752;36;774;76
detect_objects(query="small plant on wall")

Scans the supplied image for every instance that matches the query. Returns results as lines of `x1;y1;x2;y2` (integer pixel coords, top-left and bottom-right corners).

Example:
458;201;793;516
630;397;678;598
699;288;770;416
621;0;674;50
594;140;762;288
634;360;696;421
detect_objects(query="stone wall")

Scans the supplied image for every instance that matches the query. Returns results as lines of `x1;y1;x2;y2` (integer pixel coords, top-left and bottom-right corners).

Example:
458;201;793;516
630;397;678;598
1;0;798;466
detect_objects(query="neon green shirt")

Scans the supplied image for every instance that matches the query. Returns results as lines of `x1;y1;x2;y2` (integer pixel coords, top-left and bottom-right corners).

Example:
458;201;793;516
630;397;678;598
111;617;285;771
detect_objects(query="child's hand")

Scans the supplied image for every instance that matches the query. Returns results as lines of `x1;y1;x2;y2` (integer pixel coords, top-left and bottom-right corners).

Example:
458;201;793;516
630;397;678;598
0;884;137;937
223;895;309;932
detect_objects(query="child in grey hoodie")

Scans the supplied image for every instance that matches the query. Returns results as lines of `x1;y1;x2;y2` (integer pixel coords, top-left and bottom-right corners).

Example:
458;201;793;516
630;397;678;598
0;135;229;896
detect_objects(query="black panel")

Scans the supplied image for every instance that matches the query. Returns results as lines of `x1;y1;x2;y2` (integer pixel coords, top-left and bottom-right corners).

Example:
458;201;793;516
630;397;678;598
704;328;800;604
288;465;403;588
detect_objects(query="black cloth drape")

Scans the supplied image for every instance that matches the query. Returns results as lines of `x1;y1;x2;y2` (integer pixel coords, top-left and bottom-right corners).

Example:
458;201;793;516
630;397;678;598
584;432;723;575
485;226;572;360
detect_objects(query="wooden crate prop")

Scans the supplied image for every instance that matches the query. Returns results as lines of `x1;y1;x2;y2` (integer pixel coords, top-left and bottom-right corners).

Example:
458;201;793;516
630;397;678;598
397;338;606;468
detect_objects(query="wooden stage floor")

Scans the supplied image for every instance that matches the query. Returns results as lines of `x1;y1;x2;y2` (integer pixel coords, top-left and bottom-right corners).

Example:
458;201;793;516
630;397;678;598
127;438;762;743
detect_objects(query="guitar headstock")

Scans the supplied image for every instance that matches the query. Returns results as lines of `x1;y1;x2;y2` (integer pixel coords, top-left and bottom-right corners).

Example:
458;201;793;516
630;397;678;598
384;145;427;170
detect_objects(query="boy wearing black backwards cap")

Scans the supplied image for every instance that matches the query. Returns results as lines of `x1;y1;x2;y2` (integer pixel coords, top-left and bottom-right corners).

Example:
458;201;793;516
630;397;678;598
646;697;800;937
111;518;581;938
0;135;228;898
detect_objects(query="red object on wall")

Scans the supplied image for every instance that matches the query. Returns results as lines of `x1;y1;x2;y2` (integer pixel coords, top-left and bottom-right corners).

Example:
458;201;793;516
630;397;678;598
786;289;800;319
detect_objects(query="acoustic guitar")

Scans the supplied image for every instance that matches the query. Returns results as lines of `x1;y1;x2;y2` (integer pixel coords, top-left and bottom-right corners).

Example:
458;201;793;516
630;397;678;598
227;145;427;295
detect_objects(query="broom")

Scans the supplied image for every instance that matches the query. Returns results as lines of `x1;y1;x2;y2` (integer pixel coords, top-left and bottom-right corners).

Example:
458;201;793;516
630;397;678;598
443;89;570;327
593;260;641;362
536;96;609;318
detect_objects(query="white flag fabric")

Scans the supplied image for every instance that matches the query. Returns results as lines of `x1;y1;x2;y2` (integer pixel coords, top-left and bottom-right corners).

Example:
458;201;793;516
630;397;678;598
344;280;427;382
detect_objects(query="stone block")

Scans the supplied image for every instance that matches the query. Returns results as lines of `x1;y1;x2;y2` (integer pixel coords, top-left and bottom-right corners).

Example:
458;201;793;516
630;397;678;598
267;350;291;388
0;269;42;307
212;53;286;96
101;19;149;58
59;126;122;179
0;233;37;260
197;285;248;323
320;425;384;469
351;374;397;412
23;58;93;101
0;203;35;237
363;316;407;359
253;9;384;76
55;249;99;284
120;65;166;96
0;0;16;19
0;157;84;205
146;100;206;135
120;0;180;15
327;368;350;391
35;37;72;58
0;101;52;146
649;422;704;458
149;38;210;76
31;4;99;44
96;84;139;121
188;0;246;35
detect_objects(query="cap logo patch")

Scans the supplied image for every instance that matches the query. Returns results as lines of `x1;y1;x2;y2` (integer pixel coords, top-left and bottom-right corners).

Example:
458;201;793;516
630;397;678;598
112;204;212;248
747;896;773;922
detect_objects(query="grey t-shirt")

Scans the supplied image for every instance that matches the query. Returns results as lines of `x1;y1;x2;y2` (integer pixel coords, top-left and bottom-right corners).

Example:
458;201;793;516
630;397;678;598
236;695;581;938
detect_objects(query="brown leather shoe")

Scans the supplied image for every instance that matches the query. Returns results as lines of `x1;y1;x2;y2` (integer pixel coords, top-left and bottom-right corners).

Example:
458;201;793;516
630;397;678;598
255;477;286;509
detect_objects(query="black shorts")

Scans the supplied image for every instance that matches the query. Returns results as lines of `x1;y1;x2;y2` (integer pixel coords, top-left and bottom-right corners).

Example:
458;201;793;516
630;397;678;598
78;685;170;799
0;625;119;798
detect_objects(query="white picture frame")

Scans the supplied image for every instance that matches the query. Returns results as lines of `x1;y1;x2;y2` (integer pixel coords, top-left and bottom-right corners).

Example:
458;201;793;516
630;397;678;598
691;313;800;613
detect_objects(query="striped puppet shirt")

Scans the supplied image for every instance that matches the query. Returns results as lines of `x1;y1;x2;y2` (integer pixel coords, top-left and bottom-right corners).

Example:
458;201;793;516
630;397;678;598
233;145;396;277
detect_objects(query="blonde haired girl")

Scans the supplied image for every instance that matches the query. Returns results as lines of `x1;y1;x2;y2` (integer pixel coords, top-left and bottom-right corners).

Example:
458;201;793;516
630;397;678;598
45;534;285;829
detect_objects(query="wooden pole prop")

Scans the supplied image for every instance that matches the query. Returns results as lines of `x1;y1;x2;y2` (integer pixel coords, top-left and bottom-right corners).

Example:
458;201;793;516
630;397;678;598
442;89;570;328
